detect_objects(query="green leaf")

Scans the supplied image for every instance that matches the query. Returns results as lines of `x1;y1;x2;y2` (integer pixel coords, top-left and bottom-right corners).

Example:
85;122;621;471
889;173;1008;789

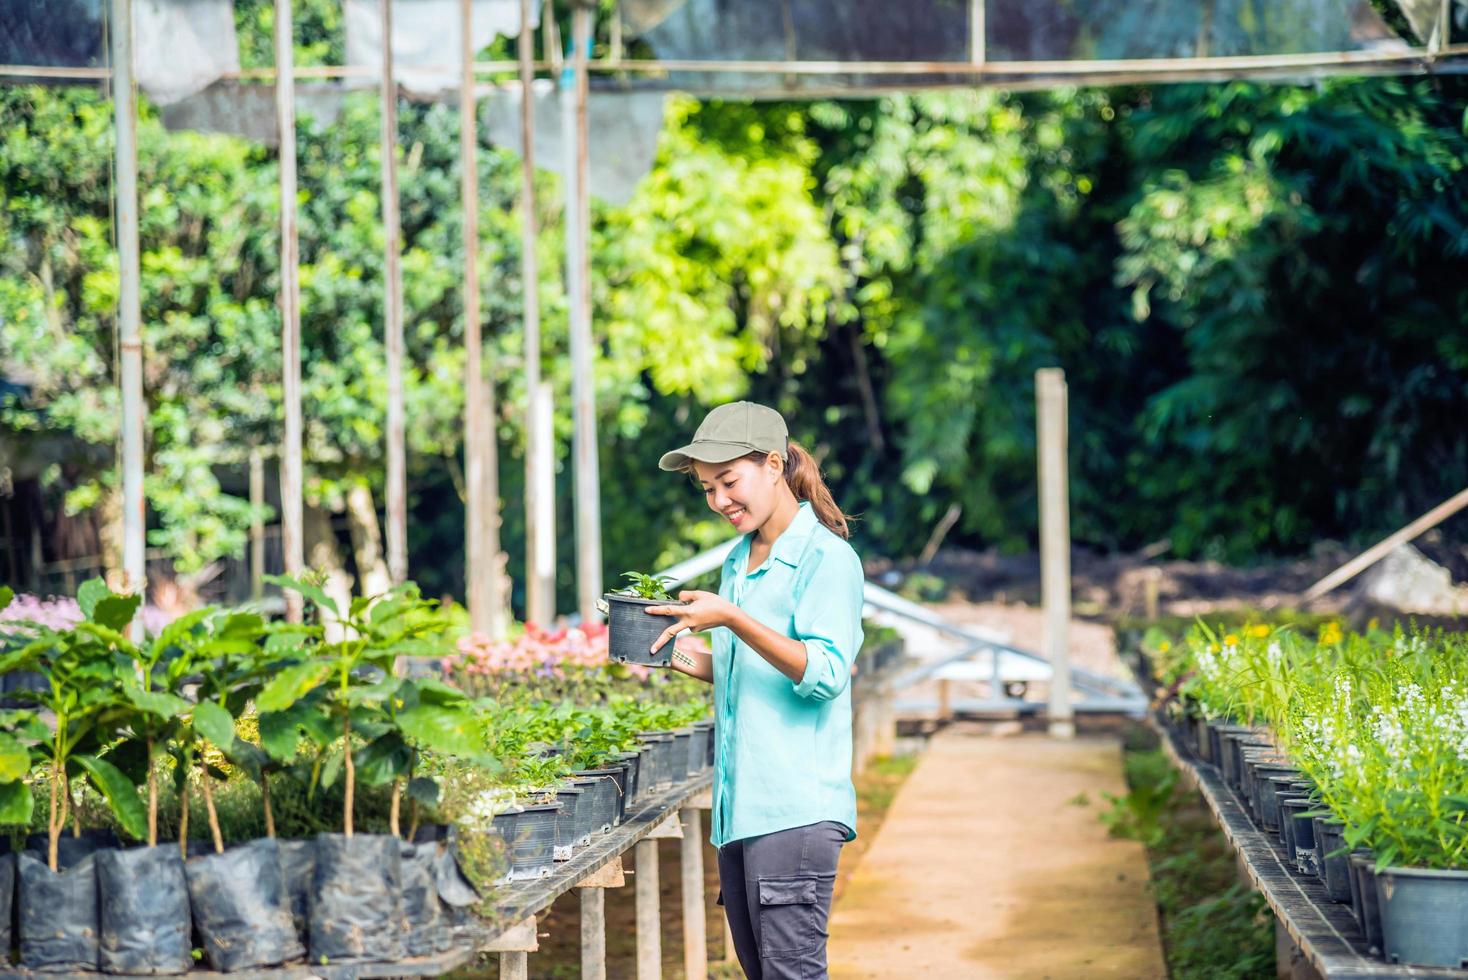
0;780;33;825
93;593;142;632
353;732;411;787
74;754;146;840
319;744;344;791
259;697;336;762
0;734;30;782
124;685;190;720
192;700;237;751
77;578;111;619
0;586;13;613
407;776;440;807
257;660;333;712
263;574;339;617
410;676;469;706
396;702;481;757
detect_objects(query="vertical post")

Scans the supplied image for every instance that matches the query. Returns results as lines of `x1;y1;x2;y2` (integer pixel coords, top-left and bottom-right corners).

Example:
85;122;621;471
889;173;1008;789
635;837;661;980
581;885;606;980
250;449;265;600
276;0;305;623
110;0;145;623
566;0;603;623
529;382;556;623
521;0;555;626
498;952;528;980
969;0;985;65
1036;368;1073;739
681;807;708;980
381;0;408;586
462;0;506;637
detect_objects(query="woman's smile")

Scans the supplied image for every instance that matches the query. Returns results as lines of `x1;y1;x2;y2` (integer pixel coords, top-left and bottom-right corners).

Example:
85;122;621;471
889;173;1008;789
724;506;748;527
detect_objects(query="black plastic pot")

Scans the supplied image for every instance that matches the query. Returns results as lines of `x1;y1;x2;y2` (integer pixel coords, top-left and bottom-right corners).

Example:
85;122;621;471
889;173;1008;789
571;773;617;835
186;838;303;972
25;829;118;870
554;786;588;859
614;751;642;810
707;722;716;766
278;837;315;946
17;850;100;970
96;844;193;975
489;810;520;885
1192;716;1213;763
1375;866;1468;968
1285;804;1319;876
1278;796;1304;863
1313;819;1352;903
635;732;672;791
1254;765;1299;833
0;852;12;961
604;594;685;666
399;839;450;958
690;721;714;772
506;803;559;881
671;730;694;780
308;833;406;965
1350;853;1383;952
582;765;629;824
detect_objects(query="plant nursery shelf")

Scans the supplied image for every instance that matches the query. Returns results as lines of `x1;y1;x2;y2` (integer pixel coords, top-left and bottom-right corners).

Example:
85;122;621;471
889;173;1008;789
1157;721;1467;980
0;948;474;980
481;768;715;935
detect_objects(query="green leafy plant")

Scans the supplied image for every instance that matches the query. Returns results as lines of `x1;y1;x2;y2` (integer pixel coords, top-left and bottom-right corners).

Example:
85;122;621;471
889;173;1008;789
617;572;675;601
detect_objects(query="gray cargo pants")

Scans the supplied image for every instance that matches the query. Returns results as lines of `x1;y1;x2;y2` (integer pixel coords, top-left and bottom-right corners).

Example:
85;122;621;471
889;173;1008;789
716;820;847;980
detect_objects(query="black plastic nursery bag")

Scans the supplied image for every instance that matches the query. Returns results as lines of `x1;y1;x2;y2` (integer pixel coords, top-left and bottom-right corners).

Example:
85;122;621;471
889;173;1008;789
96;844;193;975
18;851;100;971
186;838;305;972
308;833;406;964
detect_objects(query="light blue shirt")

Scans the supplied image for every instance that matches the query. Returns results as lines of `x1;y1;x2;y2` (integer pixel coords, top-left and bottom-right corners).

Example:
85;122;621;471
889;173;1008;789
709;501;865;847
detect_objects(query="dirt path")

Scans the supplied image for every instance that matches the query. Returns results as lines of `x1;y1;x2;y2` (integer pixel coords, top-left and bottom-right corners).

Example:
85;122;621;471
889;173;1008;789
828;727;1166;980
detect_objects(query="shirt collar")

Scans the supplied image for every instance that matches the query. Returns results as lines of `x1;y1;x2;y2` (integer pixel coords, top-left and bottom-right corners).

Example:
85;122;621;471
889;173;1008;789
725;501;818;573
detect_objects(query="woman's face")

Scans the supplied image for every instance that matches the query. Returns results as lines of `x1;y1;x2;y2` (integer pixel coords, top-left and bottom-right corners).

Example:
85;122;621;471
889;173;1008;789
694;454;782;533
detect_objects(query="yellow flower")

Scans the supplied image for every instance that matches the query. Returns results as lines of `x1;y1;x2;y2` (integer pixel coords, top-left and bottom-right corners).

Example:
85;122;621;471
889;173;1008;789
1157;640;1171;653
1319;622;1344;645
1249;624;1270;638
1223;633;1240;647
1209;642;1222;653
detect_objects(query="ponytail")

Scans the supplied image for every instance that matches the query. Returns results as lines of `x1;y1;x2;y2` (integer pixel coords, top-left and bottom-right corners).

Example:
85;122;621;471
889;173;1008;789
784;441;850;540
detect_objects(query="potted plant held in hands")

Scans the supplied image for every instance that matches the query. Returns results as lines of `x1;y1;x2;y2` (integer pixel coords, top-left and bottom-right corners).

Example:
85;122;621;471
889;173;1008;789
604;572;685;667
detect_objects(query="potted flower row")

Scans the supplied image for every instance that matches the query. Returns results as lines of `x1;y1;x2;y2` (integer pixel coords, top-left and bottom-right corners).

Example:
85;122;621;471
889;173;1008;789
1155;621;1468;970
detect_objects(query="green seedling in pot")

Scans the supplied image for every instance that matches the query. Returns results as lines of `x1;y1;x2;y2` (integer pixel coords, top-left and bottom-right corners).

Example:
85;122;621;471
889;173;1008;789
618;571;675;601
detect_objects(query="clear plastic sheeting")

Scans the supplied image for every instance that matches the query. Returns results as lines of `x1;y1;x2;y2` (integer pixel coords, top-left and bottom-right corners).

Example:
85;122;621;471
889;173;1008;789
343;0;540;97
160;80;358;145
621;0;1413;94
482;79;666;205
0;0;238;104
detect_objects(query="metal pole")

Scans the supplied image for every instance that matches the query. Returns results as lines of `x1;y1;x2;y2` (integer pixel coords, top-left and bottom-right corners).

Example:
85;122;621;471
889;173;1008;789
276;0;305;622
1036;368;1074;739
381;0;409;586
969;0;985;64
566;1;603;623
520;0;555;626
635;837;661;980
110;0;146;622
580;885;606;980
461;0;507;636
250;449;265;600
681;807;708;980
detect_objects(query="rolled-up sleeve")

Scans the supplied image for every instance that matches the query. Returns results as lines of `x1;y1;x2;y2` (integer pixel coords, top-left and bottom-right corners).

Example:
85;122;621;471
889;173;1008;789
791;545;865;701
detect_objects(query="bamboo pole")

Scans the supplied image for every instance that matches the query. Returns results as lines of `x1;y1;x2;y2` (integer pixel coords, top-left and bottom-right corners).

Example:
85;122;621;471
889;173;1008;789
680;807;707;980
277;0;305;622
635;837;661;980
566;1;603;623
7;42;1468;84
111;0;146;631
1302;487;1468;603
462;0;507;636
381;0;408;587
521;0;555;627
250;448;265;600
1036;369;1073;739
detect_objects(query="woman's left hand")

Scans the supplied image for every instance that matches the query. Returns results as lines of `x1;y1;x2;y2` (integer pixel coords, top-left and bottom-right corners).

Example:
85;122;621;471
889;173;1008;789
645;590;739;654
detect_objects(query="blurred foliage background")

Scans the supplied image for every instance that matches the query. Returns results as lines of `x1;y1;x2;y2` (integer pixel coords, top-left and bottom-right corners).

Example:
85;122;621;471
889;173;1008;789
2;0;1466;613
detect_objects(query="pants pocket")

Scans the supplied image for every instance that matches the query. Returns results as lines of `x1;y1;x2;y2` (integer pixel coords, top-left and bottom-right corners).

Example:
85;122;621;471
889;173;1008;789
756;873;832;956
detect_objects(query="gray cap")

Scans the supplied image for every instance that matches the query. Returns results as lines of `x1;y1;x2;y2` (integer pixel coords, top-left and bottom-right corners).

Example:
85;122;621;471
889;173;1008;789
658;401;789;471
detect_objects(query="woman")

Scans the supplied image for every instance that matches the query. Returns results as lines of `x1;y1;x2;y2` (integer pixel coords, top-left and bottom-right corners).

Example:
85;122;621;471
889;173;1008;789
645;400;864;980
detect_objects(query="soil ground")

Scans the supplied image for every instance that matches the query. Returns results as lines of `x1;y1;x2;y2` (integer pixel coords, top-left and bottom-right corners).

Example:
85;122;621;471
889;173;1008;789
827;726;1167;980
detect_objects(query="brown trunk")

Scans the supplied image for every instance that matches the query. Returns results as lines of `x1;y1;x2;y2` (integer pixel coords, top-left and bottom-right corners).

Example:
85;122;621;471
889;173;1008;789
344;482;392;599
262;775;276;839
199;768;224;855
69;782;80;837
47;758;60;872
407;796;420;843
342;714;355;838
146;741;157;847
304;501;354;641
178;780;191;859
389;778;401;838
99;482;125;592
